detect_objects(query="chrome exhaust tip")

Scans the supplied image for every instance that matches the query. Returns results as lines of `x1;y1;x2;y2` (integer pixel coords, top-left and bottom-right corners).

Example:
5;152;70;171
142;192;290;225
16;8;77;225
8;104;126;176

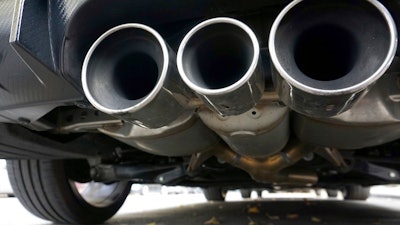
82;24;190;128
269;0;397;117
177;17;264;116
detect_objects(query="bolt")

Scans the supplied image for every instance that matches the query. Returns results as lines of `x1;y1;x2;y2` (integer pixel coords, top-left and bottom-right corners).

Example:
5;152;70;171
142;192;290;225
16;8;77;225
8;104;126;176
397;75;400;89
90;168;99;178
80;111;88;119
326;105;335;111
389;171;397;178
159;176;164;182
75;100;91;108
303;152;314;162
115;147;123;158
18;117;31;125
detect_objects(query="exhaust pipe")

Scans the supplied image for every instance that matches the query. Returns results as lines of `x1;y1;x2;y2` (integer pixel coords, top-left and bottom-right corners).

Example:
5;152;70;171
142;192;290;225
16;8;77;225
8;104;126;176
82;24;191;128
177;17;264;116
269;0;397;117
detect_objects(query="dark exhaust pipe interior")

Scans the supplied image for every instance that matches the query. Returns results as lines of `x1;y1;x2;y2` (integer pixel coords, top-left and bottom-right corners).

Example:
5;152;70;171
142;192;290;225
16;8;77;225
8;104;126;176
113;53;159;101
180;23;254;89
294;24;359;82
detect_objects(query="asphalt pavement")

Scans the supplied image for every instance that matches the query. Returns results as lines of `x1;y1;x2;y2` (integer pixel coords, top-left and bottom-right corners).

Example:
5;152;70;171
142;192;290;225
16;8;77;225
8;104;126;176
112;199;400;225
1;191;400;225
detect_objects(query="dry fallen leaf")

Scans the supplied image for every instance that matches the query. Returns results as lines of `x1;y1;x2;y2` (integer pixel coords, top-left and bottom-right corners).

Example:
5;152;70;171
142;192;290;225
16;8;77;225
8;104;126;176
204;216;220;225
304;199;317;206
247;206;260;214
311;216;322;223
248;217;258;225
286;213;299;219
266;213;280;220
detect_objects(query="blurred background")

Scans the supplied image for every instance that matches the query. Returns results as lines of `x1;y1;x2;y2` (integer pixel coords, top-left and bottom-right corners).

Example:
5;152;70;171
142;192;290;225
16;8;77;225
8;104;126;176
1;159;400;225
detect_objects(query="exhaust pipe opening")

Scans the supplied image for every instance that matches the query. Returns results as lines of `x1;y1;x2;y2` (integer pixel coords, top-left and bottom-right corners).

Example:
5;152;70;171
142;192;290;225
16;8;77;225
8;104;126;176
294;24;359;81
83;26;164;111
269;0;397;116
82;24;191;128
113;53;159;101
178;18;264;115
180;23;254;89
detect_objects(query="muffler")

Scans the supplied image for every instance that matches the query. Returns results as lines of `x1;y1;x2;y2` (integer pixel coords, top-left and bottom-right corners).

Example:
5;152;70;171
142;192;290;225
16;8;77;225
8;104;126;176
269;0;397;117
177;17;264;116
82;24;191;128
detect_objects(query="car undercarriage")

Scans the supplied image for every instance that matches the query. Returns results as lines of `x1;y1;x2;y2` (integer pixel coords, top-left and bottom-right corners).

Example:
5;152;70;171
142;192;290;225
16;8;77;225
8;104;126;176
1;0;400;223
